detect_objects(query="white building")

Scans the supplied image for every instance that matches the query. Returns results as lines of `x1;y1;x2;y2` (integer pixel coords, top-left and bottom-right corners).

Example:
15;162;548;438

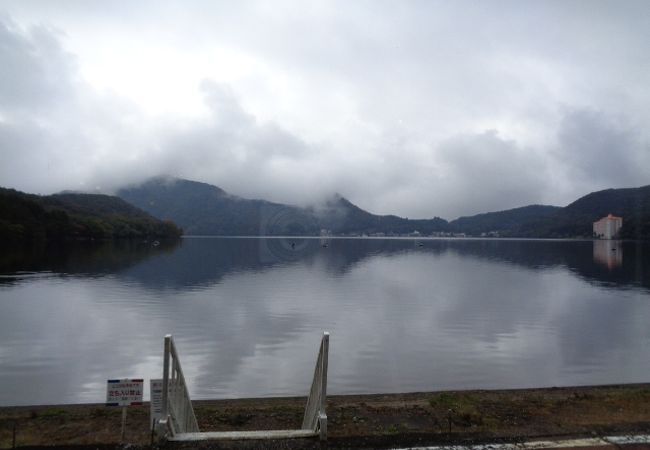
593;214;622;239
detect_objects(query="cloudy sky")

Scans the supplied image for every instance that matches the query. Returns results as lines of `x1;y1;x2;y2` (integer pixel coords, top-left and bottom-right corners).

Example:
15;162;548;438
1;1;649;219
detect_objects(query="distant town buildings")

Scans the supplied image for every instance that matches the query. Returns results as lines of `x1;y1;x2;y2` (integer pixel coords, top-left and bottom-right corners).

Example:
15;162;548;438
593;214;622;239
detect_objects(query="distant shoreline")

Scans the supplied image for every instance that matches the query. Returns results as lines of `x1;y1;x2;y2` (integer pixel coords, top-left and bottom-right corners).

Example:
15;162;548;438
179;235;630;242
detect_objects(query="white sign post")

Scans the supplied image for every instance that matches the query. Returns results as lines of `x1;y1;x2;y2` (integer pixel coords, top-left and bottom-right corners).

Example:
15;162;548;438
106;378;144;442
150;379;163;430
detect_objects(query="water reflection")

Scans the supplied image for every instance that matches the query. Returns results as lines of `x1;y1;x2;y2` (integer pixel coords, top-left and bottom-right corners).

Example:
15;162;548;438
1;238;650;406
0;240;180;284
593;240;623;269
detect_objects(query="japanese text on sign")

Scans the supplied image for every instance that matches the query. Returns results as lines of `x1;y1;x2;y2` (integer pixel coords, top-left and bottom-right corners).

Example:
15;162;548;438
150;379;163;428
106;379;144;406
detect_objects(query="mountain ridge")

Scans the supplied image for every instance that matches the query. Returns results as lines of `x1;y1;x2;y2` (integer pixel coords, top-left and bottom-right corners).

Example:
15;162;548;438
117;177;650;239
117;177;449;236
0;187;183;241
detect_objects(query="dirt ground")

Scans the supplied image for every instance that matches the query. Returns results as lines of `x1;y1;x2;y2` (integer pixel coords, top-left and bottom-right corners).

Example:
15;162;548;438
2;384;650;449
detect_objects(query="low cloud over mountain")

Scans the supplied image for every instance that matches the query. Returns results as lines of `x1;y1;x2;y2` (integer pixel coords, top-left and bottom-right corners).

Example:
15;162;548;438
1;2;649;219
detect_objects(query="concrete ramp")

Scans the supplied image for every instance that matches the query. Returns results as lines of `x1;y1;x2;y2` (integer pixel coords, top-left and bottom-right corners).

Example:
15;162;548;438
169;429;318;441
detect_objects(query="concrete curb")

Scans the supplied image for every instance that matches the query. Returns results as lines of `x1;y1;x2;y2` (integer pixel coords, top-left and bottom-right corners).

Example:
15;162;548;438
396;435;650;450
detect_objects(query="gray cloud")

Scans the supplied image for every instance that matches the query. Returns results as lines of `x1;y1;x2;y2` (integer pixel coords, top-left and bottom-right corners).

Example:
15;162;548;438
555;108;650;193
432;130;550;217
1;2;649;219
0;17;151;194
0;18;74;112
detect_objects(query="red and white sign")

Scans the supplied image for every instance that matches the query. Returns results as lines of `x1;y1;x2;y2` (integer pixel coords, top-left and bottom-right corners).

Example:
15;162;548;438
106;378;144;406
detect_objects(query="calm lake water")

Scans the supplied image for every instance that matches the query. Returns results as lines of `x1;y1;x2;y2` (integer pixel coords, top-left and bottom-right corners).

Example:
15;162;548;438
1;237;650;406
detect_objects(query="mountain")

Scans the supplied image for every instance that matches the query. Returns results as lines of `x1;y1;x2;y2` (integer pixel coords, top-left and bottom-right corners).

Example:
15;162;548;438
461;185;650;239
0;187;182;242
449;205;561;236
560;185;650;239
117;177;650;239
313;194;449;235
118;177;319;235
117;177;449;236
6;177;649;240
504;186;650;239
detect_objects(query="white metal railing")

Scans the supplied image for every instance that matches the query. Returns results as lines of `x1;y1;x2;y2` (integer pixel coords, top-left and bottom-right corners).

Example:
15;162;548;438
302;331;329;440
157;331;330;442
158;334;199;438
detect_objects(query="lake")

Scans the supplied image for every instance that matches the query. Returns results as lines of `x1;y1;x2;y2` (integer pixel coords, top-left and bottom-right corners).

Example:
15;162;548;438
1;237;649;406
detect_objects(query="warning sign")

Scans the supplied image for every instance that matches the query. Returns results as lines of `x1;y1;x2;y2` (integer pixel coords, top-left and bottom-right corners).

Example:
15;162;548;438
106;379;144;406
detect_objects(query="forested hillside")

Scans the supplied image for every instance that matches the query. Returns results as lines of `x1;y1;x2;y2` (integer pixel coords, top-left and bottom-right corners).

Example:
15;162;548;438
118;177;449;236
512;186;650;239
0;188;182;242
450;205;560;235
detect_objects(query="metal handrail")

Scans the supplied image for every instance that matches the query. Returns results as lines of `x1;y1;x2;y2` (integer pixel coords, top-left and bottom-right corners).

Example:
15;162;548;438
301;332;329;440
159;334;199;437
158;331;330;441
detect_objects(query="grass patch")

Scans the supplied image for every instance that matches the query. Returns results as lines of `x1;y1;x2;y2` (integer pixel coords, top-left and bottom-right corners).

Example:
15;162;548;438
37;408;69;418
194;405;219;416
89;408;110;418
385;424;400;434
429;392;456;408
429;392;484;428
619;387;650;398
429;392;480;410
